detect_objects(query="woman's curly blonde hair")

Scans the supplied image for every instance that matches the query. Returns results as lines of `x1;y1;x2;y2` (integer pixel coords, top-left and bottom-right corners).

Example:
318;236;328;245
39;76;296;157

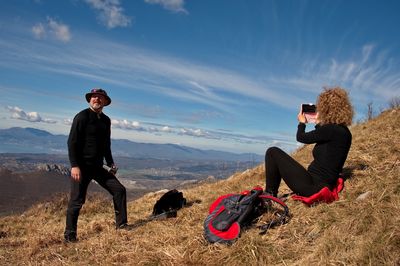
316;87;354;126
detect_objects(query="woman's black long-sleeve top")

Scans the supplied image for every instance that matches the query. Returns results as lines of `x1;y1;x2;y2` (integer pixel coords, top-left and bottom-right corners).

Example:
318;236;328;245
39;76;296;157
67;108;114;167
296;123;352;187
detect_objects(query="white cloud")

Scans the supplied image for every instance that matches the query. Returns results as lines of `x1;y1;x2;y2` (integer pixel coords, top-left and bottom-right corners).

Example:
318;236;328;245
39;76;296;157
47;17;71;42
31;17;71;42
161;126;172;132
112;119;145;131
85;0;132;29
111;118;225;141
6;106;57;124
145;0;188;14
179;128;211;138
32;23;46;39
63;118;73;125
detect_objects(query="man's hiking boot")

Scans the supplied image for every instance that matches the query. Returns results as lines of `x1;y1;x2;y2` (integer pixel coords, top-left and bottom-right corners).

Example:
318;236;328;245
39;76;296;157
64;232;77;243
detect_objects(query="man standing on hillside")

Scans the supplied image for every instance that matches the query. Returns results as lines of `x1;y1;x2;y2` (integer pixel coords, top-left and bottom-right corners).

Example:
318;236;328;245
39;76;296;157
64;88;129;243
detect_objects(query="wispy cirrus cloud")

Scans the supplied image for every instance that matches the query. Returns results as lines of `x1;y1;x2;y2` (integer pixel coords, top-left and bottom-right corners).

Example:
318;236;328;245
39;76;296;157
144;0;188;14
0;34;292;113
266;44;400;105
32;17;71;42
85;0;132;29
6;106;57;124
1;32;399;117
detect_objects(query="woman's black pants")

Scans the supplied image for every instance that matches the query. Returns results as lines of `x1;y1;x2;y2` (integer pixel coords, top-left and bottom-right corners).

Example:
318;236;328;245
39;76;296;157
265;147;325;197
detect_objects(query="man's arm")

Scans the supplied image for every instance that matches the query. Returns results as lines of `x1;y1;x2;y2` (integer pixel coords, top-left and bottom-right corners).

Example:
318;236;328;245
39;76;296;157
104;116;114;167
68;112;84;181
68;115;81;167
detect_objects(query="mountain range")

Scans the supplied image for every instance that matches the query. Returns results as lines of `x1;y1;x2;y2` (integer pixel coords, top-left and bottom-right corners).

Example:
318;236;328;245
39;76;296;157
0;127;262;161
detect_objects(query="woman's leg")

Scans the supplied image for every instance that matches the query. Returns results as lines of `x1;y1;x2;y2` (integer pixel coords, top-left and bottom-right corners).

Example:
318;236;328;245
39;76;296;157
265;147;322;197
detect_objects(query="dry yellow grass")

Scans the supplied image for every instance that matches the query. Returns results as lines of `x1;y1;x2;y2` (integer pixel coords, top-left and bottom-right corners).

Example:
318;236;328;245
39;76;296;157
1;108;399;265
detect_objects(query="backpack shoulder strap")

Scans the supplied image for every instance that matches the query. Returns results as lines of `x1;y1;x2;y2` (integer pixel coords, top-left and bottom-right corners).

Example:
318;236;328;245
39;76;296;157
257;194;290;234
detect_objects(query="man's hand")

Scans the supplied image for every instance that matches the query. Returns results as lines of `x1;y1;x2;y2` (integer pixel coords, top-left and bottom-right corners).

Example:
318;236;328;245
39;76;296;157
110;164;118;175
103;164;118;175
71;166;81;182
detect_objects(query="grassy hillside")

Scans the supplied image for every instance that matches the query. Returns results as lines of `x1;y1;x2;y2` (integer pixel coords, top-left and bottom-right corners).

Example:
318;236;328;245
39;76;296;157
1;108;399;265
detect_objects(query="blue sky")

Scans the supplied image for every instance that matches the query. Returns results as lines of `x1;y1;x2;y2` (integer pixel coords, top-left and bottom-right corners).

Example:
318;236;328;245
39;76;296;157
1;0;399;155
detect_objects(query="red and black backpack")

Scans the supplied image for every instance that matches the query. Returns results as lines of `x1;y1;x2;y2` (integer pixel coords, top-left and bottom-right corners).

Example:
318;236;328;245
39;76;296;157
203;186;290;244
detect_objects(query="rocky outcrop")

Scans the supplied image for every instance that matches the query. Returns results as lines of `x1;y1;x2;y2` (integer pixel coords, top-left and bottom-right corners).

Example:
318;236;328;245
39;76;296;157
36;164;71;176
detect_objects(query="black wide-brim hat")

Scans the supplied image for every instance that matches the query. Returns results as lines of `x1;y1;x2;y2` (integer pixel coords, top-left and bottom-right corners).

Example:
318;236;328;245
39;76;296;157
85;88;111;106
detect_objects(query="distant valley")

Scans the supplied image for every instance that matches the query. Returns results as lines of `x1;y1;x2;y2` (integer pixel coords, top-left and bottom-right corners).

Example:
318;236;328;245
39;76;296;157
0;152;258;216
0;127;262;216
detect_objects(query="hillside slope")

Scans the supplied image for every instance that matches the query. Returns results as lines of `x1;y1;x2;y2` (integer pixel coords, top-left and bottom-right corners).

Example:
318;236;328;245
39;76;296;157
0;108;399;265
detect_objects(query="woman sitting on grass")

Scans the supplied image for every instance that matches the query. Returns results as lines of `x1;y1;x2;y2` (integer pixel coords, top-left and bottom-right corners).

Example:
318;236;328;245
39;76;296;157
264;87;354;199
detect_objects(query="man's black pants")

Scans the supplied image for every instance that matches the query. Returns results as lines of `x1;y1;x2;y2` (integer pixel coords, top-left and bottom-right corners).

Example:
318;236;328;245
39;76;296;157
64;165;127;237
